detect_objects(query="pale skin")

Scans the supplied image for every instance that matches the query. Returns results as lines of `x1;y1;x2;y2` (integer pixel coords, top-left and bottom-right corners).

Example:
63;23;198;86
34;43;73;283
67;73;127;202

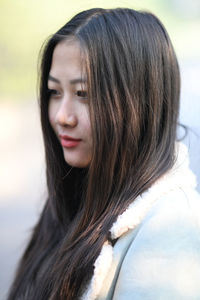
48;39;92;168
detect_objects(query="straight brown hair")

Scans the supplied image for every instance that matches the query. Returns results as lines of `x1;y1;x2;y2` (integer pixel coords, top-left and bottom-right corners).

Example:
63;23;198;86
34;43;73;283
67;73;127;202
8;7;180;300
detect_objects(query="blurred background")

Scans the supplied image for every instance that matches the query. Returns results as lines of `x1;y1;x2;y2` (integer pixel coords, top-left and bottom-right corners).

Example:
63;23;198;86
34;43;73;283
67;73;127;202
0;0;200;298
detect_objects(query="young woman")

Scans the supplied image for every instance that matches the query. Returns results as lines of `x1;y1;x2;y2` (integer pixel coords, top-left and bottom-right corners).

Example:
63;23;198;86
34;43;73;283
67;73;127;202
8;7;200;300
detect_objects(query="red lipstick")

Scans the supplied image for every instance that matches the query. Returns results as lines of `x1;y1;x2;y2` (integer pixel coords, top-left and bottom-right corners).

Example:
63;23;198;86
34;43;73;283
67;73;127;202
59;135;81;148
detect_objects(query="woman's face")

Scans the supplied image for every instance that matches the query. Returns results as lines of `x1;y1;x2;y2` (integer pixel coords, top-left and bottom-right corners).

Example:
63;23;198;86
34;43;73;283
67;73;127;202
48;39;92;168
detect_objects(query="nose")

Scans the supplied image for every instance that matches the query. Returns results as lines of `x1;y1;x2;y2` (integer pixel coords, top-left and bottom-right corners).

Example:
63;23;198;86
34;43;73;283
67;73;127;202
55;97;77;128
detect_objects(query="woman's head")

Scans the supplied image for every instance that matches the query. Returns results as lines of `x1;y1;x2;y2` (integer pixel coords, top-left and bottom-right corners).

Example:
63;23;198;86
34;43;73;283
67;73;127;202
40;7;180;175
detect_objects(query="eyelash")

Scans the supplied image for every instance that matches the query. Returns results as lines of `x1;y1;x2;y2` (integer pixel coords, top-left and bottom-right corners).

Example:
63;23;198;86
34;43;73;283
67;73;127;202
47;89;87;99
76;90;88;98
47;89;60;96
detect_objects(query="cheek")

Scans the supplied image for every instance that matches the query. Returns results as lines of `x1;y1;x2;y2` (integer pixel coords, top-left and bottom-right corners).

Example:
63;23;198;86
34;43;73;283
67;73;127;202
82;108;92;136
48;102;57;135
48;101;56;132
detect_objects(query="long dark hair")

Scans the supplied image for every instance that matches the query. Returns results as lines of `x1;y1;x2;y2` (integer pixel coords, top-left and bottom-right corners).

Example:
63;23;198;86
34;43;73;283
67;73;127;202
8;7;180;300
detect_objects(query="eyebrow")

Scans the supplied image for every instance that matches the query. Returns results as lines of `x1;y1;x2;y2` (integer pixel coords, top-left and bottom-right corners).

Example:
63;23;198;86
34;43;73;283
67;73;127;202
48;74;87;84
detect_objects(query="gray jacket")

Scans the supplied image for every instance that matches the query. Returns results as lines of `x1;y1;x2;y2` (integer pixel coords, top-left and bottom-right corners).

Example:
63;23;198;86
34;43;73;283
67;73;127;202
82;143;200;300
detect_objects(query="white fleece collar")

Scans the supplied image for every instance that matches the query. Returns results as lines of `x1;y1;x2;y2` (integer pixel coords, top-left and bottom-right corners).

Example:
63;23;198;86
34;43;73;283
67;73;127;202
81;142;197;300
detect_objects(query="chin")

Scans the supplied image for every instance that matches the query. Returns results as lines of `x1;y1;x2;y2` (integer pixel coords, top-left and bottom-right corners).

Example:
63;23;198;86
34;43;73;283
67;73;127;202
64;155;90;168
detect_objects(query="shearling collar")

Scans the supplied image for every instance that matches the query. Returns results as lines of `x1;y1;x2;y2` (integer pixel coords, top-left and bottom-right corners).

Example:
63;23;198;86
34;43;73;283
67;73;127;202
81;142;197;300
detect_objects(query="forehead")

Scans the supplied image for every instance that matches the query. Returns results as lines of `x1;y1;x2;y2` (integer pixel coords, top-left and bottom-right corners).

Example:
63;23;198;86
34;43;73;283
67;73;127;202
54;39;81;60
49;39;86;78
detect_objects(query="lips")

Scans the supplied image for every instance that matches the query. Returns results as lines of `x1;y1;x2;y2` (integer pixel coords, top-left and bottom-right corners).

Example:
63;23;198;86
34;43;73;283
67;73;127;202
59;134;81;148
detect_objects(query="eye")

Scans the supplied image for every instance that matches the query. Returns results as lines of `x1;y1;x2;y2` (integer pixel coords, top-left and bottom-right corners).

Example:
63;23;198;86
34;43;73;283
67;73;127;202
76;90;88;99
47;88;60;98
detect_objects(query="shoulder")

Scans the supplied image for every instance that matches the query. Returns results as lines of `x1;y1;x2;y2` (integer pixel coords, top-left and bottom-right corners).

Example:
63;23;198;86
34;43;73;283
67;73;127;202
112;187;200;300
140;186;200;239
